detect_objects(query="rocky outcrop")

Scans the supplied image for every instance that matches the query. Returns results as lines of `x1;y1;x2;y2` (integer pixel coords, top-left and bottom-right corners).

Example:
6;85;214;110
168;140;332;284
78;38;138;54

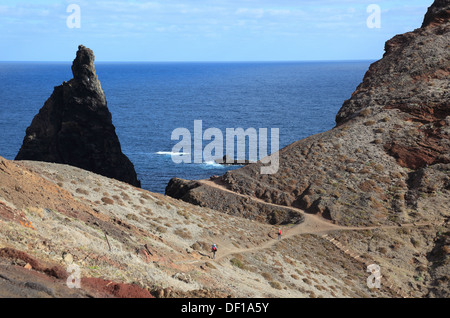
166;178;304;225
15;45;141;187
336;0;450;170
422;0;450;28
166;0;449;228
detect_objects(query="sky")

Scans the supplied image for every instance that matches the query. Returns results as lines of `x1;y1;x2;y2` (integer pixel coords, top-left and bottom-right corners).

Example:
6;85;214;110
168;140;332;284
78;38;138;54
0;0;433;62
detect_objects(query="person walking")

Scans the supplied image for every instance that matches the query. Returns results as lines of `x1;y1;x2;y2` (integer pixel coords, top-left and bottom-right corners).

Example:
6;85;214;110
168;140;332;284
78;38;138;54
278;228;282;240
211;244;217;259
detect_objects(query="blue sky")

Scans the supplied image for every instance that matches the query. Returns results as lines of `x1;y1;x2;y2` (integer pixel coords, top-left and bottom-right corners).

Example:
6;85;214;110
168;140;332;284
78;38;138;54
0;0;433;61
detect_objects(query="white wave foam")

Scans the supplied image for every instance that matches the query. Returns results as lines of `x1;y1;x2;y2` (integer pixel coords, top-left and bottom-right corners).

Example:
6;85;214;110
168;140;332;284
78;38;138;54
203;161;226;168
156;151;190;156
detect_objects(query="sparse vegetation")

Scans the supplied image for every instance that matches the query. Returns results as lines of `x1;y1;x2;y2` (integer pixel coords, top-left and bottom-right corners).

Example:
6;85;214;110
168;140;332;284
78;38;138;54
205;262;216;269
156;226;167;233
364;120;376;126
359;108;372;117
126;213;139;221
101;197;114;204
269;281;282;290
261;272;273;281
230;257;245;269
174;228;192;239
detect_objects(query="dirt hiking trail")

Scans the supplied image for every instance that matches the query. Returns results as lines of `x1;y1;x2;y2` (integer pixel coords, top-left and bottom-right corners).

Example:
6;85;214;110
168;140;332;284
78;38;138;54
176;179;445;267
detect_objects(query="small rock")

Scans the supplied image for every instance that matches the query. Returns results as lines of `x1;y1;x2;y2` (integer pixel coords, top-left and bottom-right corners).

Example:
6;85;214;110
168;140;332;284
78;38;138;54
163;287;172;298
155;288;164;298
24;263;32;270
62;252;73;264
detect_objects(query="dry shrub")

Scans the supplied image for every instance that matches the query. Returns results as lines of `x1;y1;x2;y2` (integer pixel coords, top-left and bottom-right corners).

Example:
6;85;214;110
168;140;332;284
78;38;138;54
230;258;246;269
27;207;45;218
156;226;167;233
378;247;387;254
359;108;372;117
269;281;282;290
126;214;139;221
205;262;216;269
261;272;273;281
174;228;192;239
359;167;370;174
120;192;130;200
346;167;356;173
364;120;376;126
140;193;151;200
191;241;210;251
101;197;114;205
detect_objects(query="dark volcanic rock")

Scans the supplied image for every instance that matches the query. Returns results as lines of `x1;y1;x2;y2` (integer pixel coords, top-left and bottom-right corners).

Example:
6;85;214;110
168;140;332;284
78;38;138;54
165;178;304;225
165;178;203;204
215;155;253;165
16;45;141;187
422;0;450;28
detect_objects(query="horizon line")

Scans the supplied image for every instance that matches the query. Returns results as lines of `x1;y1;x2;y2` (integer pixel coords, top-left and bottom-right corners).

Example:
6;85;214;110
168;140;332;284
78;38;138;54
0;58;377;63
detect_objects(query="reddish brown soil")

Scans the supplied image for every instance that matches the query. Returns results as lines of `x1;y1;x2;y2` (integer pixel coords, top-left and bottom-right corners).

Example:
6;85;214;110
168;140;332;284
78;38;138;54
81;277;153;298
0;247;154;298
0;247;67;279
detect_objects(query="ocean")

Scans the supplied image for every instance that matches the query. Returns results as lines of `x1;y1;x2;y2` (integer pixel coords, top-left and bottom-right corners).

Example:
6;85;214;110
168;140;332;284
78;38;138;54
0;61;372;193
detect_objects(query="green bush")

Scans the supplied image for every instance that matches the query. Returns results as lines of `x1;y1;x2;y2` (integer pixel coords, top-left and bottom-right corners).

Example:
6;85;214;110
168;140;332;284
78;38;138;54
230;258;245;269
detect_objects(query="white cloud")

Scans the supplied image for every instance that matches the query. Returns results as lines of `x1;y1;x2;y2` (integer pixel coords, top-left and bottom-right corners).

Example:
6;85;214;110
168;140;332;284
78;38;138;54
235;8;265;18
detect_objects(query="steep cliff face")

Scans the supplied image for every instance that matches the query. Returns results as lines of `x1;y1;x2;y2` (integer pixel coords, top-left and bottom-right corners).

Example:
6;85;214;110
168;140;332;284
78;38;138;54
166;0;449;228
422;0;450;27
336;0;450;170
16;45;141;187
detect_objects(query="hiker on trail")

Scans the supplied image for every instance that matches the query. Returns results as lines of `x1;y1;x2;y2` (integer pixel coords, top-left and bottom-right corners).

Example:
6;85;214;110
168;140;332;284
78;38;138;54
211;244;217;259
278;228;282;240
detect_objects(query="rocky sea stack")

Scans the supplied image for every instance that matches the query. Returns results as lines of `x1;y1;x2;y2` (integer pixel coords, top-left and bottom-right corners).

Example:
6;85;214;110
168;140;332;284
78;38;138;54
15;45;141;187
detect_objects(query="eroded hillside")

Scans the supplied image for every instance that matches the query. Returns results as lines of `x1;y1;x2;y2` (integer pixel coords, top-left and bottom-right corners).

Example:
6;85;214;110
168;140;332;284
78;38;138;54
2;155;424;298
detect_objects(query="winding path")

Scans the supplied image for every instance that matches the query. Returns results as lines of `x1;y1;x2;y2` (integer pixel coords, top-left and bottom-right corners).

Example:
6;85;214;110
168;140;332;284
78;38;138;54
199;179;443;234
175;179;447;297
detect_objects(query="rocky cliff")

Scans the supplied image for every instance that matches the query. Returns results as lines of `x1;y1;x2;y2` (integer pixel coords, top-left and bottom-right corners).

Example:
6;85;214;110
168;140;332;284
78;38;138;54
166;0;449;228
15;45;141;188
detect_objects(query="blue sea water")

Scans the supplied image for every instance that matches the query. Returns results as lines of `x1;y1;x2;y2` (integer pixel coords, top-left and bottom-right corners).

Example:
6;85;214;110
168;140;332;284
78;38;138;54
0;61;371;193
